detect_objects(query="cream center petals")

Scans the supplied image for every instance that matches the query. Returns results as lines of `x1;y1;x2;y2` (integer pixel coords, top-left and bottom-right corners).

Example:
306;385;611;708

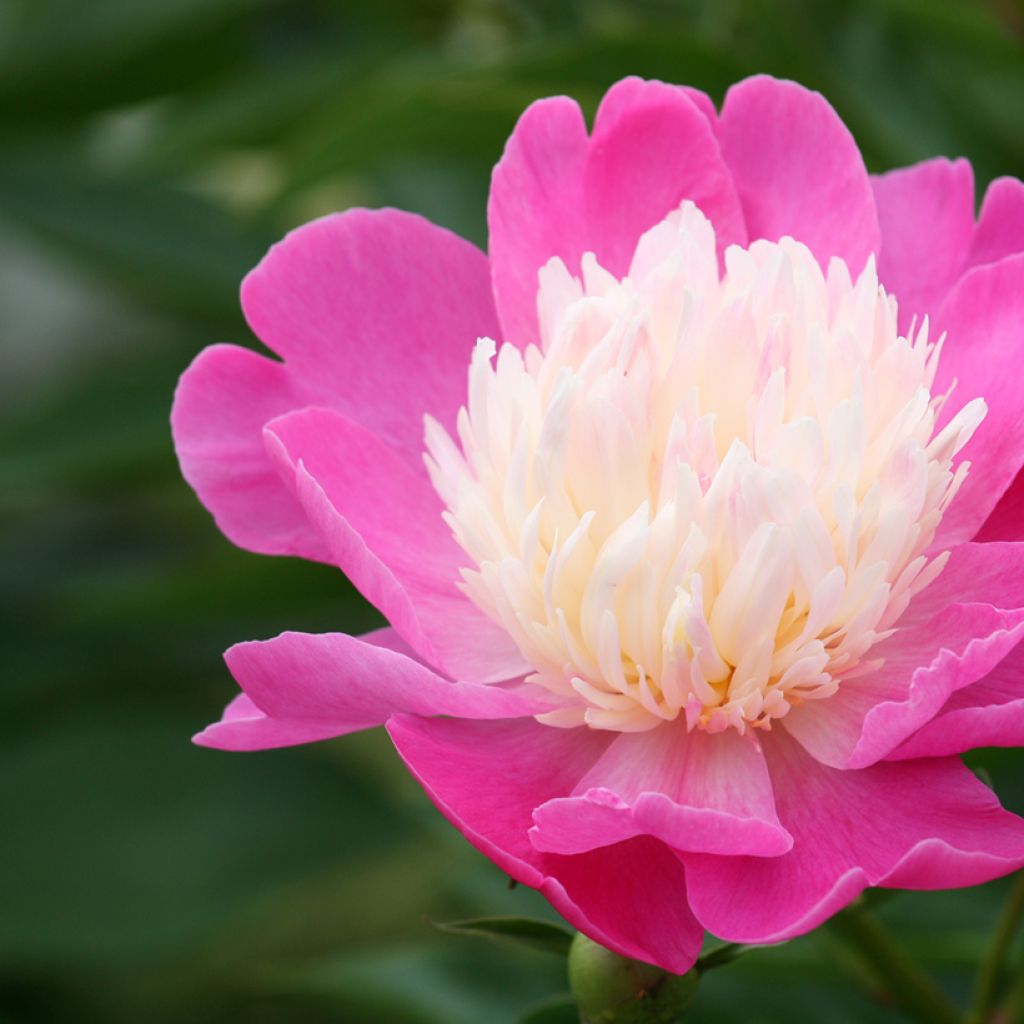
425;203;986;735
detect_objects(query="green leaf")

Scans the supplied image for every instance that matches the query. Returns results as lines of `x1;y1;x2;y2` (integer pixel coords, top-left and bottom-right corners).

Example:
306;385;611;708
433;917;575;957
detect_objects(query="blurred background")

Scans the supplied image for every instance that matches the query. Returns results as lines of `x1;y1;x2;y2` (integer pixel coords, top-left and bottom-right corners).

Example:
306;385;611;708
3;1;1024;1021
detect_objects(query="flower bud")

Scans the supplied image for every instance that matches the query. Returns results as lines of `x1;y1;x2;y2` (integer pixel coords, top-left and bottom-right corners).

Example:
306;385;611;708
567;933;699;1023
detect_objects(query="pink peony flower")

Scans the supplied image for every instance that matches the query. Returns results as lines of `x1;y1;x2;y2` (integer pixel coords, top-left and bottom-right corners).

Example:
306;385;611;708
173;76;1024;973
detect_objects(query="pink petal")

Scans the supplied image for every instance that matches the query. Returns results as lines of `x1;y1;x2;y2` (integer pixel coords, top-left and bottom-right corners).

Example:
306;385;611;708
718;75;879;274
241;208;499;462
677;86;718;126
194;692;361;752
932;253;1024;545
488;77;745;347
977;471;1024;542
530;723;791;857
264;406;527;683
171;344;331;561
194;629;549;752
173;209;498;559
890;640;1024;759
872;158;974;332
967;176;1024;271
387;715;704;973
583;78;747;276
783;542;1024;769
683;731;1024;944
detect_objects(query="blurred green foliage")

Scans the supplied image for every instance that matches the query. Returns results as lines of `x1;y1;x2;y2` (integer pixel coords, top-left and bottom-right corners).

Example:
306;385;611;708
2;0;1024;1020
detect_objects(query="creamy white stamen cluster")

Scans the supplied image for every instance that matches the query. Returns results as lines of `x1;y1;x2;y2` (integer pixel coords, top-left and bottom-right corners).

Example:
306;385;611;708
425;203;986;734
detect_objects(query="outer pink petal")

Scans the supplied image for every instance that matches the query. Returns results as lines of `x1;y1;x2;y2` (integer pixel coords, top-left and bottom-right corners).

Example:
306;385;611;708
173;209;497;559
386;715;704;973
890;640;1024;759
677;86;718;126
683;731;1024;944
872;158;974;332
718;75;879;274
972;185;1024;545
783;542;1024;769
967;176;1024;271
171;344;331;561
488;77;745;347
932;253;1024;545
194;692;363;751
193;630;551;752
264;406;527;683
529;723;791;858
241;208;499;462
977;471;1024;542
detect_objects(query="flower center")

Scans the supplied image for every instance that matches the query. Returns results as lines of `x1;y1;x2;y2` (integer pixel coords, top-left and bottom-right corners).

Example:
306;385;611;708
425;204;985;734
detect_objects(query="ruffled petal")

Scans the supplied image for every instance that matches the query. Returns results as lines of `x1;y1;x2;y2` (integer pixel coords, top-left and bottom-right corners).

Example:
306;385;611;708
932;253;1024;545
264;406;527;683
193;629;550;752
783;542;1024;769
967;176;1024;271
890;640;1024;759
683;731;1024;944
718;75;879;274
872;158;974;332
387;715;704;973
529;723;791;857
171;344;331;560
488;77;745;347
241;208;499;462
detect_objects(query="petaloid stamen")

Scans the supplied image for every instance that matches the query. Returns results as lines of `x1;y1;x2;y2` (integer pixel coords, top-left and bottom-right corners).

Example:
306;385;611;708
425;203;985;736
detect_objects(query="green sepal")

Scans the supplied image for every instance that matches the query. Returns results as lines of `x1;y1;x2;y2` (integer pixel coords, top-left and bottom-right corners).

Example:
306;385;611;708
432;916;575;957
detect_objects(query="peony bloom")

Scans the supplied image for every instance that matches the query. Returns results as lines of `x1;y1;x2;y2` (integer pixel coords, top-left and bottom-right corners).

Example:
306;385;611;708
173;76;1024;973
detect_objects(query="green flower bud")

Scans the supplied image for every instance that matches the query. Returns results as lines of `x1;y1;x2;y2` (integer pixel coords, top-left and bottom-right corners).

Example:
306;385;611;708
567;933;699;1023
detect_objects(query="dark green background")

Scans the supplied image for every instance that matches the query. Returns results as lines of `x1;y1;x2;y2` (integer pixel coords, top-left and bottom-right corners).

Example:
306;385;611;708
3;1;1024;1021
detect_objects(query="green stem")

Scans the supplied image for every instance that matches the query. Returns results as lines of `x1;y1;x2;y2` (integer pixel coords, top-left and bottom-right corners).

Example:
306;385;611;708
829;902;962;1024
999;967;1024;1024
969;870;1024;1024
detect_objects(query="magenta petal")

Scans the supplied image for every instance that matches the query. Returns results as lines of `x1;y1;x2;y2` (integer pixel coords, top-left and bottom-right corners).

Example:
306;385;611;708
173;208;498;558
264;406;527;683
583;78;747;276
718;75;879;274
967;176;1024;271
784;542;1024;769
194;698;351;752
933;253;1024;545
872;158;974;331
891;641;1024;759
683;732;1024;944
171;344;331;561
193;629;550;753
977;471;1024;542
530;724;791;857
488;77;745;347
677;85;718;126
387;715;704;972
241;208;499;461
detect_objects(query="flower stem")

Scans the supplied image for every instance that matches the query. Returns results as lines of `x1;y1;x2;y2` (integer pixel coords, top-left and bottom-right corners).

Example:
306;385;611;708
968;870;1024;1024
829;901;962;1024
